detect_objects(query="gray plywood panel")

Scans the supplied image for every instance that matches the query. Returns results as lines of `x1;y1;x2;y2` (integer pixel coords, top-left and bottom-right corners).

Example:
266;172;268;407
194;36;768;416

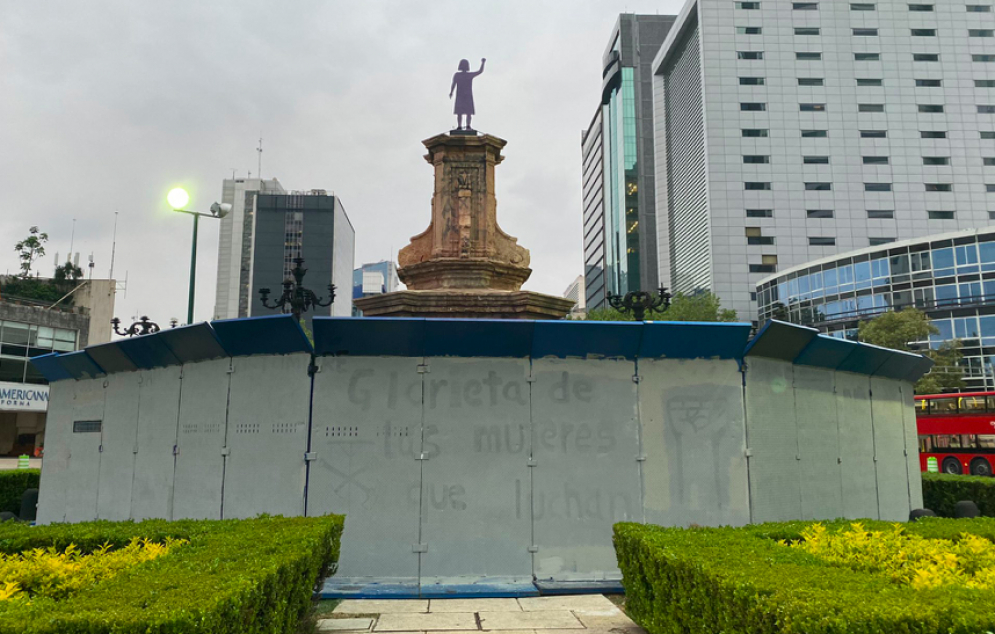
639;359;749;527
872;377;911;521
531;358;640;582
308;356;422;579
173;358;230;520
65;378;105;522
36;380;74;524
901;385;924;510
131;366;181;520
836;372;878;519
744;357;801;522
793;366;843;520
420;358;532;579
96;372;140;520
223;354;310;519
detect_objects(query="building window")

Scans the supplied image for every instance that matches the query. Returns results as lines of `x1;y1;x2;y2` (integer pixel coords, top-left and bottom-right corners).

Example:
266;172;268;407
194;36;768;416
863;156;889;164
807;209;834;218
742;129;769;137
741;103;766;112
793;2;818;8
746;182;772;190
737;26;763;34
984;158;995;166
865;183;892;191
802;129;828;137
983;131;995;139
927;211;955;220
282;210;304;279
918;104;944;113
923;156;951;165
967;4;992;10
922;130;947;138
740;77;765;85
751;264;777;273
738;51;764;60
804;156;830;164
809;237;836;246
746;228;774;245
914;53;939;61
851;3;875;9
926;183;953;191
970;30;995;37
857;79;883;86
916;79;942;87
736;1;761;8
855;53;881;61
798;77;824;86
858;104;884;112
796;52;823;61
853;28;878;36
974;54;995;62
861;130;887;138
908;4;934;10
806;182;832;190
746;209;773;217
977;80;995;88
801;103;827;112
979;105;995;114
867;209;894;218
988;184;995;192
795;27;821;35
869;237;895;245
911;29;936;36
744;155;770;163
989;211;995;219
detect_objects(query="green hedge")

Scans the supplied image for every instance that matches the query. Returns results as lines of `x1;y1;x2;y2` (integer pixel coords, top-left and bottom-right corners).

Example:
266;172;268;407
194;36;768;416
0;468;39;515
922;472;995;517
615;518;995;634
0;514;344;634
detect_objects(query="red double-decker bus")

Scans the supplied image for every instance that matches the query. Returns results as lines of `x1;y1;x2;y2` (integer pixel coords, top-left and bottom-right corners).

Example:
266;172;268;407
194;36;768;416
915;391;995;476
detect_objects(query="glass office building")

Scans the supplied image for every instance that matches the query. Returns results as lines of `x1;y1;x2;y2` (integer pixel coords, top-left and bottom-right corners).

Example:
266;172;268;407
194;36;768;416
757;227;995;389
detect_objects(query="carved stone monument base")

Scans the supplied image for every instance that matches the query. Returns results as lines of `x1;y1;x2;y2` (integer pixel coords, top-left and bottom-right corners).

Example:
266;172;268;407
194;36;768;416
353;290;574;320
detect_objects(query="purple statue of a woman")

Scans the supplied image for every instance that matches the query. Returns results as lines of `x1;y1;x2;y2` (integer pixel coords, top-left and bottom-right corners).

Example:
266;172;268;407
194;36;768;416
450;58;486;131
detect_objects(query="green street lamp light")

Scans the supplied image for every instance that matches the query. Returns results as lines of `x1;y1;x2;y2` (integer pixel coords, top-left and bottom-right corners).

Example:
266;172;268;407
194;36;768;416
168;187;231;325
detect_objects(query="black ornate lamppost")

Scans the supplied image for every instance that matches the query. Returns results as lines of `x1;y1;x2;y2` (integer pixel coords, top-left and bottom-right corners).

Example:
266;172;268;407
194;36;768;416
607;286;673;321
111;316;166;337
258;257;336;321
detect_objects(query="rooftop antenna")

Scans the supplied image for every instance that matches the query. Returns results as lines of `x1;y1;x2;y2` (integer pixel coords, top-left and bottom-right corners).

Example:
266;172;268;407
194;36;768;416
231;168;237;179
109;211;118;282
257;136;263;180
68;218;77;262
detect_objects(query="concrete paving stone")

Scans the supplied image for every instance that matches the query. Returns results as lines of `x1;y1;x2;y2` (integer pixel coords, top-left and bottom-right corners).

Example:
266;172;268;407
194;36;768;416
335;600;429;614
317;618;374;632
478;610;582;630
567;614;645;634
375;612;479;631
517;595;618;614
430;598;522;613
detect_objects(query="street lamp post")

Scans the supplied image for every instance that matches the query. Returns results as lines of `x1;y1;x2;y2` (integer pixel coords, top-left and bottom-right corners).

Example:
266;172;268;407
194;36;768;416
258;257;335;321
606;287;673;321
167;188;231;324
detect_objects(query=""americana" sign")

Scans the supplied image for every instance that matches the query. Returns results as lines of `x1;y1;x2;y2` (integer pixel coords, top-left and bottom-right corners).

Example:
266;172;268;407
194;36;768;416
0;381;49;412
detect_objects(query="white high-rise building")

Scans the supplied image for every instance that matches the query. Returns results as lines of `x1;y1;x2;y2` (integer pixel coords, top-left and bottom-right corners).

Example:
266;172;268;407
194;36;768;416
652;0;995;323
213;178;285;320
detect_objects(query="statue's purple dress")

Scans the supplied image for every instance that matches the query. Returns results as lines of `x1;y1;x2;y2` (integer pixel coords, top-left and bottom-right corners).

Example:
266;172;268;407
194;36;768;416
452;71;481;115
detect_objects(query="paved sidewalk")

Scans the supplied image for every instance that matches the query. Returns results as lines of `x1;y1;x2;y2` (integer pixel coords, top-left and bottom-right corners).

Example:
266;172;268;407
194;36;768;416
319;594;646;634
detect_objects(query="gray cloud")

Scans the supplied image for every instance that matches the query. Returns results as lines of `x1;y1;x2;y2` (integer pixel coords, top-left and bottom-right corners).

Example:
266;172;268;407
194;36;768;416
0;0;684;324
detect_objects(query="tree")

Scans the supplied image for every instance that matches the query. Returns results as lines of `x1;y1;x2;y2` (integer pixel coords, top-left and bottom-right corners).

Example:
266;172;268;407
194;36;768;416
53;262;83;285
14;226;48;277
584;291;738;322
857;308;966;394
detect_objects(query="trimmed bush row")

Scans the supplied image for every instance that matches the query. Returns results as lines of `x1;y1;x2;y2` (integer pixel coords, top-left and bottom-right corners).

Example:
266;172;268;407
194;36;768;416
615;518;995;634
922;472;995;517
0;469;39;515
0;514;344;634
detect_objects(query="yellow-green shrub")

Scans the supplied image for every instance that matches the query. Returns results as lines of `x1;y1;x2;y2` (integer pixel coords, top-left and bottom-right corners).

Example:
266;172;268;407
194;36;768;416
615;518;995;634
0;514;343;634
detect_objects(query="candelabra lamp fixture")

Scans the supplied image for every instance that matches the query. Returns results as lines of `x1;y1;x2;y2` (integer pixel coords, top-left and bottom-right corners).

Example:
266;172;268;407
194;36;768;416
258;257;336;322
111;316;163;337
607;286;673;321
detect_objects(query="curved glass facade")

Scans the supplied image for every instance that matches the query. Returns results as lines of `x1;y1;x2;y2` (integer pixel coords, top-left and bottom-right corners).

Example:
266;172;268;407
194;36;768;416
756;228;995;389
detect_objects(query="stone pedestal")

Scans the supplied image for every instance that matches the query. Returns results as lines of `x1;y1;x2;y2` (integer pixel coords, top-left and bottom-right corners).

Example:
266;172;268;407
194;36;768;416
355;132;573;320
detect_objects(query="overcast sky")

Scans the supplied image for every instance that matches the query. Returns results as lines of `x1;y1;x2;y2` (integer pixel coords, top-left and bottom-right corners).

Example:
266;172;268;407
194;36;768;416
0;0;684;326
